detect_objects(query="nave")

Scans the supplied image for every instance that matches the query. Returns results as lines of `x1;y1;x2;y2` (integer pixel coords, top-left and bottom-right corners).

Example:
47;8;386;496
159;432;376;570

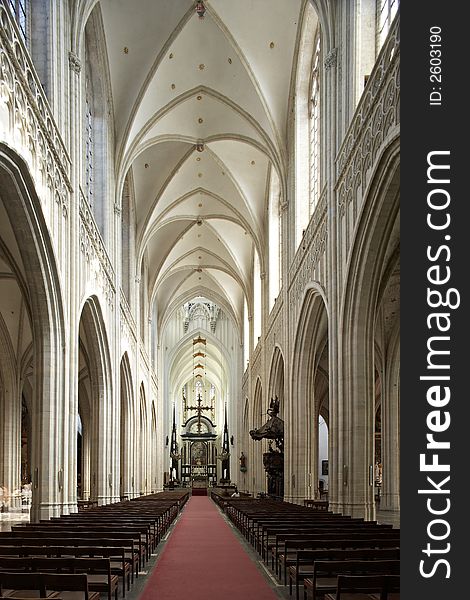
0;490;399;600
1;5;401;597
139;496;278;600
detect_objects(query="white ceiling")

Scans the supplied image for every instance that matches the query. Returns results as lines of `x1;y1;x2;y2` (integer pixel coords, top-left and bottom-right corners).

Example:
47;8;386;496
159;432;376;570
96;0;304;327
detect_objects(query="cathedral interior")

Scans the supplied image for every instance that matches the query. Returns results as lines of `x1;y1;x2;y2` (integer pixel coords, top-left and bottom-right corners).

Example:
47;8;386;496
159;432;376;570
0;0;400;597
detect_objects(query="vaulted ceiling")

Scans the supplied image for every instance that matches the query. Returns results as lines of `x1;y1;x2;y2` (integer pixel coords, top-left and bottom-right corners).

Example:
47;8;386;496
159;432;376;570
90;0;307;328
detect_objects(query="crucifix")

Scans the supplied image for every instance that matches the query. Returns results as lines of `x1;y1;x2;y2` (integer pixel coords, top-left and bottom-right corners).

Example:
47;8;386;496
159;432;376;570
186;393;212;433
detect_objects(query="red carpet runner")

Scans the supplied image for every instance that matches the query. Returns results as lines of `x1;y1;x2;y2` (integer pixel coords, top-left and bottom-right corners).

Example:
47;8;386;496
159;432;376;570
140;496;279;600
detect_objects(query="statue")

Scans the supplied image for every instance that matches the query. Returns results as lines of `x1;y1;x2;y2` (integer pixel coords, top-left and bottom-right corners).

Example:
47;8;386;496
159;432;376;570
239;452;247;472
249;396;284;452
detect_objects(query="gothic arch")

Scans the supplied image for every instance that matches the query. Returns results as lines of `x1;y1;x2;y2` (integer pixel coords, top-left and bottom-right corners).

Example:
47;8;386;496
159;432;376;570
0;144;66;519
150;401;157;492
138;382;149;495
267;346;285;418
78;295;114;505
338;137;399;519
288;285;329;503
120;352;135;499
250;378;265;495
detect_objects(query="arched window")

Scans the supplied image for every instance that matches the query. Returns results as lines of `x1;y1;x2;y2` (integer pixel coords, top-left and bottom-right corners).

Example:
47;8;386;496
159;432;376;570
243;298;249;369
253;251;262;347
294;3;320;249
309;30;321;215
83;5;112;241
8;0;28;43
377;0;399;51
84;76;94;208
268;168;281;312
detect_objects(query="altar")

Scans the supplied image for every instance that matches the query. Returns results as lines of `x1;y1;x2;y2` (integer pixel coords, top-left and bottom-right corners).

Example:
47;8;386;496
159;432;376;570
191;476;208;496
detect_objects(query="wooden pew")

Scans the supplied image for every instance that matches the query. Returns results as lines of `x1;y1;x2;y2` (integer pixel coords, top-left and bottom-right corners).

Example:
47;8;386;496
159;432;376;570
323;574;400;600
0;538;139;582
276;530;400;582
11;526;148;565
287;548;399;600
0;555;122;600
303;560;399;600
0;546;129;597
0;572;100;600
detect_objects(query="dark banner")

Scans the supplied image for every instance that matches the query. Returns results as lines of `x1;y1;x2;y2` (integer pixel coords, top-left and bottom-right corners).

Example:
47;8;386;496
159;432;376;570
401;3;466;597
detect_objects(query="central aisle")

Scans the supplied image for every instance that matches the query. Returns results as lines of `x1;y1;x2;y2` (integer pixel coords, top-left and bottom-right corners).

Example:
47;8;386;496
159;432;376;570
140;496;279;600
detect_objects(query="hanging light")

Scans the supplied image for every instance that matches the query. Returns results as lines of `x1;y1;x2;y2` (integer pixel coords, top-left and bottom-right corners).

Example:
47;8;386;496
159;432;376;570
195;2;206;19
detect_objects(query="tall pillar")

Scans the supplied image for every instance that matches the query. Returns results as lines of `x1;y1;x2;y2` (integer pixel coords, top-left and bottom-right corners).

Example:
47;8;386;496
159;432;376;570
63;49;82;516
0;384;21;511
380;333;400;519
324;43;342;515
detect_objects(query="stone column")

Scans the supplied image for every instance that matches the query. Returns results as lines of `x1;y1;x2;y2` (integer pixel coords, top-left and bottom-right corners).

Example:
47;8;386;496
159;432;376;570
380;332;400;518
324;44;342;515
62;49;82;516
81;425;91;501
0;384;21;511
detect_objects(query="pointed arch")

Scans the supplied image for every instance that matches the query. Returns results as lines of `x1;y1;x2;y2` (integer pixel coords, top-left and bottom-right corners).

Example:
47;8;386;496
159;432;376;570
268;345;285;420
138;382;149;495
120;352;135;499
338;137;399;519
79;295;114;505
0;144;66;519
288;284;329;503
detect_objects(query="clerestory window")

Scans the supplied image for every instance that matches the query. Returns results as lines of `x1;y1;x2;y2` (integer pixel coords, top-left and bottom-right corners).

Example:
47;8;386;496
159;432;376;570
8;0;28;43
377;0;399;51
309;32;321;215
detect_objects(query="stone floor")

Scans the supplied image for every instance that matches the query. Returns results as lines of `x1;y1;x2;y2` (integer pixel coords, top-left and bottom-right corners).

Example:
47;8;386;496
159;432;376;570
0;509;30;531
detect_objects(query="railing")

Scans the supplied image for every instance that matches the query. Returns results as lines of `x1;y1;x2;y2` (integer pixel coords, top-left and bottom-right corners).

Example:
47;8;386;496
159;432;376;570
0;1;71;207
79;189;116;305
140;346;150;371
290;187;327;284
267;292;283;335
336;14;400;218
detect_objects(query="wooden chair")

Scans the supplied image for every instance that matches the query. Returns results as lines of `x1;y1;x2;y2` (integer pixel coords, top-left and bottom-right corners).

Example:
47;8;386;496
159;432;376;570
0;572;47;598
289;548;400;600
56;547;129;597
0;558;32;572
42;573;100;600
71;558;118;600
325;574;400;600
